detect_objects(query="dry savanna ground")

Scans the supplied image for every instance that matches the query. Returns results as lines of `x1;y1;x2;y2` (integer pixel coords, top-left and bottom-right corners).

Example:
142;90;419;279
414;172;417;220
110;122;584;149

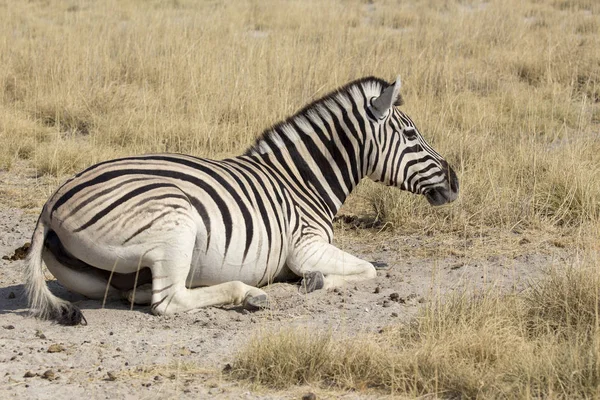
1;0;600;398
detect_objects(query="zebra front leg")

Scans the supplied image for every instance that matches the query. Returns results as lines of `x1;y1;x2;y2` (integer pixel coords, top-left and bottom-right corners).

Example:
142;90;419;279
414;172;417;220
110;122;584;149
288;241;377;292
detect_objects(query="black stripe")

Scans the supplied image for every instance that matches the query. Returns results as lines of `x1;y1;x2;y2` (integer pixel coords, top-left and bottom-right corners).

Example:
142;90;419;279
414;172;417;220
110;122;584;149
233;156;291;275
74;183;179;232
224;159;276;282
122;210;179;244
151;295;168;310
332;97;363;184
412;170;445;193
204;159;256;264
304;114;354;193
64;177;153;220
401;155;438;191
406;162;439;193
292;120;346;206
259;138;332;224
100;193;189;231
187;195;212;253
322;106;361;188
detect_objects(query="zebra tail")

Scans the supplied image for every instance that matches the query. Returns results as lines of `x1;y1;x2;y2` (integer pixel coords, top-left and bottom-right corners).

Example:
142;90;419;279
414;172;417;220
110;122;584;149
25;219;87;326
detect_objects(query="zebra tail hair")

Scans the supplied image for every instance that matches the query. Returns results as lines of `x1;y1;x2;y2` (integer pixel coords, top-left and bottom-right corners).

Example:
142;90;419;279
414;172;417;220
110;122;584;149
25;219;87;326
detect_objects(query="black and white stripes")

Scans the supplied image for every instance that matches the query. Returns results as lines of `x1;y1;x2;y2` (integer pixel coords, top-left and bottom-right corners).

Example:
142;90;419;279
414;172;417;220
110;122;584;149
25;75;458;325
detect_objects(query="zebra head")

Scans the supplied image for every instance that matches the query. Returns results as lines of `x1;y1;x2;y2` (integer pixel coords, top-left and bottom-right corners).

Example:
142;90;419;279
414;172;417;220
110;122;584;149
367;76;459;206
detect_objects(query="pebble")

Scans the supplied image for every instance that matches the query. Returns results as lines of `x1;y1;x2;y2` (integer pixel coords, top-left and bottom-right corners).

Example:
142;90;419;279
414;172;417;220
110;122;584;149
391;312;399;317
23;371;36;378
47;344;65;353
373;286;380;294
302;392;317;400
2;325;15;330
42;370;56;380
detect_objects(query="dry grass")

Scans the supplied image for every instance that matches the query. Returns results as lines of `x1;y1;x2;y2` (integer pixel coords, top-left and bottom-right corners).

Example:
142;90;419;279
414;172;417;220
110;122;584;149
0;0;598;236
2;1;599;396
233;252;600;398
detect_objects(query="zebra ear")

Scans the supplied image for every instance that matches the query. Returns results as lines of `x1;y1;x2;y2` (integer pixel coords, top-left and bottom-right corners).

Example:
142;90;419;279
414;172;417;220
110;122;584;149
370;76;402;119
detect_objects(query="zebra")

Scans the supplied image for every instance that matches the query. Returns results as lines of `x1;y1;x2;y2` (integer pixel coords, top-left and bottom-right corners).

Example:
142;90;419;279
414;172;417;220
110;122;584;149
25;75;459;325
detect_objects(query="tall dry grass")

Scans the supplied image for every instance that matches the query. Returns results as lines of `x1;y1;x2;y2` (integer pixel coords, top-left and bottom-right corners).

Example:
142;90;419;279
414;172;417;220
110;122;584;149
233;252;600;397
0;0;598;235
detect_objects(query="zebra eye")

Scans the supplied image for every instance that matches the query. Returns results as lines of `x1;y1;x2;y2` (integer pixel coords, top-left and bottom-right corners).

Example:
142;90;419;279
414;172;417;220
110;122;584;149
404;127;418;140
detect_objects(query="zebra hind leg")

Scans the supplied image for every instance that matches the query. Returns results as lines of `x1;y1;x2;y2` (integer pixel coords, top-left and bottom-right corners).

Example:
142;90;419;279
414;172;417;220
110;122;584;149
124;284;153;305
146;240;269;314
149;271;270;315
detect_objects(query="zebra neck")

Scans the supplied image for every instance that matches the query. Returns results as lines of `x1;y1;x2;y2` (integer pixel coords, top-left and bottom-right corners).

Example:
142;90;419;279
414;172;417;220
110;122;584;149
255;137;363;220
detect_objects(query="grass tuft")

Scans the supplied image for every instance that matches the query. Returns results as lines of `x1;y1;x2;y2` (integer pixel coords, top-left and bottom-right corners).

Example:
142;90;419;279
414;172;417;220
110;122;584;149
233;259;600;397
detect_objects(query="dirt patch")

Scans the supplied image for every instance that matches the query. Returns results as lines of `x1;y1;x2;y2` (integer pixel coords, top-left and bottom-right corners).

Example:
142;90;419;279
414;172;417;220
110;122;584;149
0;205;570;398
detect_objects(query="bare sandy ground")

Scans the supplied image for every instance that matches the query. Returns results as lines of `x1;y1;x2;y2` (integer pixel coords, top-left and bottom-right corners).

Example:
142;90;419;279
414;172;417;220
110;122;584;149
0;199;570;398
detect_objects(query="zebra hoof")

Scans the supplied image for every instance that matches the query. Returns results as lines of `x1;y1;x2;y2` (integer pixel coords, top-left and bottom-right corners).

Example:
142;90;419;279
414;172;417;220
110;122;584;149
300;271;324;294
243;294;270;311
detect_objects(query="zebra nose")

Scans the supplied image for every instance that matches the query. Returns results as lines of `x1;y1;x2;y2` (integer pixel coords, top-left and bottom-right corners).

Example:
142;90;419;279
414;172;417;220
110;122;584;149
440;160;459;194
446;164;459;199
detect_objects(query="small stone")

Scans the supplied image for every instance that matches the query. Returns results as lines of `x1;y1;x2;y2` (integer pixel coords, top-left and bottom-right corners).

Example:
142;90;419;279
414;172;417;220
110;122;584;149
23;371;36;378
302;392;317;400
390;292;401;302
47;344;65;353
391;312;399;317
154;375;162;381
106;371;118;381
373;286;380;294
222;363;232;373
42;370;55;380
3;325;15;330
382;300;391;308
418;297;425;304
35;330;47;340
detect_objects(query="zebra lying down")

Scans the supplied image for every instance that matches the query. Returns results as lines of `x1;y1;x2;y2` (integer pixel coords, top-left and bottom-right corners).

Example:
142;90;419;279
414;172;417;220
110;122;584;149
25;76;459;325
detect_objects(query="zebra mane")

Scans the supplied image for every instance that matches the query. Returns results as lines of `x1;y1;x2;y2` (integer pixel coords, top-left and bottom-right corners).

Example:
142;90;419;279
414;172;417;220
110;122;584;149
244;76;403;156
